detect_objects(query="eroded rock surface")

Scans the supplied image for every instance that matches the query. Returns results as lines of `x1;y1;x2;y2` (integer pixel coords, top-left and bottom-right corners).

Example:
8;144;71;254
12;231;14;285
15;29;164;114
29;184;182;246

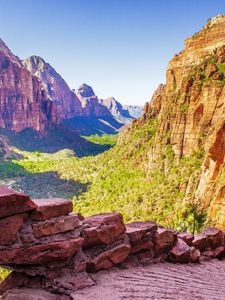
1;187;225;298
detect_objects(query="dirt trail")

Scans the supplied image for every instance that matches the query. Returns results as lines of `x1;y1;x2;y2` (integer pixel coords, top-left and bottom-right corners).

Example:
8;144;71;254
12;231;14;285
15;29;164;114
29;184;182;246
72;260;225;300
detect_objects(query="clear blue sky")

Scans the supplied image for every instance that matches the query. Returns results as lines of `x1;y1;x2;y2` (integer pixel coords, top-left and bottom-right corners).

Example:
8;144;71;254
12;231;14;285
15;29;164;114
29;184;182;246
0;0;224;105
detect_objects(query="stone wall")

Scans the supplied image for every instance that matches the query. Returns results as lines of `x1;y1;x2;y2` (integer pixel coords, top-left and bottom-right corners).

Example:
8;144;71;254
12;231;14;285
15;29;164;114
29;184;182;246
0;187;224;299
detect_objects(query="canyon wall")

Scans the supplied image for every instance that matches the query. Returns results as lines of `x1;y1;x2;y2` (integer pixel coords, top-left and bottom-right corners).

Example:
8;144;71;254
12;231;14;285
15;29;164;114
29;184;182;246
0;40;56;132
23;56;83;120
137;16;225;228
0;187;224;299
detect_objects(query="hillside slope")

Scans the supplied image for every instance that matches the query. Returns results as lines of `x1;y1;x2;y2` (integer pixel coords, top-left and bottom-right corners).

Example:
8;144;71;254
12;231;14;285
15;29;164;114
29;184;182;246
72;15;225;230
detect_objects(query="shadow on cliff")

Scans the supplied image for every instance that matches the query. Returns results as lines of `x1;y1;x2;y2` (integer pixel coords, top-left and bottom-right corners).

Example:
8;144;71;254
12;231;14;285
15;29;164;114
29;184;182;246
0;162;89;199
0;127;112;157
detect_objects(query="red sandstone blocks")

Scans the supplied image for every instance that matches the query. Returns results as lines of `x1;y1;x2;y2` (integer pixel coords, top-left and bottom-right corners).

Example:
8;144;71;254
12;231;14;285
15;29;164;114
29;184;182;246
126;221;157;254
30;198;73;220
126;221;157;243
154;228;177;254
170;238;191;263
0;238;84;265
0;213;28;246
201;227;223;249
178;232;194;246
32;213;82;238
86;244;131;272
0;187;36;218
170;238;200;263
82;213;126;248
192;234;209;251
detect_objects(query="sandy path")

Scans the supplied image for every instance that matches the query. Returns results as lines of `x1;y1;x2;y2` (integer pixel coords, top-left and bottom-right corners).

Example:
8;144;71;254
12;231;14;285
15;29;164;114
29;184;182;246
71;259;225;300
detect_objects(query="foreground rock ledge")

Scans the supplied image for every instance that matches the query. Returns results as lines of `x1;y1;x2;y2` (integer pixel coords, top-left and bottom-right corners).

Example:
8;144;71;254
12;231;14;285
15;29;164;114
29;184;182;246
0;187;225;299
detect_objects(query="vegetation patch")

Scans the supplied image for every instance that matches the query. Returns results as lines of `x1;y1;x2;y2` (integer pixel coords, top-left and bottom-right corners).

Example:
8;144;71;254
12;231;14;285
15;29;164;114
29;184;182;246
82;134;118;146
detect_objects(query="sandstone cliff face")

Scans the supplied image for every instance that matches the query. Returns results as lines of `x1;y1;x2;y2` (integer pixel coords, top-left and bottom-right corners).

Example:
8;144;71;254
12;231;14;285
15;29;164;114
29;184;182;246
74;84;111;117
23;56;83;119
0;40;56;132
139;16;225;228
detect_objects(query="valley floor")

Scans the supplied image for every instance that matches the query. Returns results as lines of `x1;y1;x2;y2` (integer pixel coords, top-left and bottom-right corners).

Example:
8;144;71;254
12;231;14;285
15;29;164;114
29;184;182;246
72;259;225;300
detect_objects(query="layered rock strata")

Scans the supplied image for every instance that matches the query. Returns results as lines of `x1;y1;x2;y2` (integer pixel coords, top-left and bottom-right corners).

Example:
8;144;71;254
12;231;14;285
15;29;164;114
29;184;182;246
133;16;225;228
0;188;225;299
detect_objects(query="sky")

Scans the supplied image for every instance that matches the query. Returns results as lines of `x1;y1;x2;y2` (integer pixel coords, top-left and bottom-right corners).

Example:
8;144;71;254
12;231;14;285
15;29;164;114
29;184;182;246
0;0;224;105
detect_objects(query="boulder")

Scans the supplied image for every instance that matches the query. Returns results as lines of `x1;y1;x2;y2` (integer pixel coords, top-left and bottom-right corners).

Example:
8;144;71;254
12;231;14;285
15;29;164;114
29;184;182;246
0;187;36;218
86;244;131;272
82;213;126;248
0;213;28;246
178;232;194;246
170;239;191;263
130;240;154;254
0;238;83;265
154;228;177;255
192;234;208;251
32;214;82;238
126;221;157;243
201;227;223;249
126;221;157;254
30;198;73;221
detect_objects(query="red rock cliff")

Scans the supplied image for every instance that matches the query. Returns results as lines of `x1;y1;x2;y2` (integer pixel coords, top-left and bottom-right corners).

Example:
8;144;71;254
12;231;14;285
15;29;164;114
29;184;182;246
0;40;56;132
140;16;225;228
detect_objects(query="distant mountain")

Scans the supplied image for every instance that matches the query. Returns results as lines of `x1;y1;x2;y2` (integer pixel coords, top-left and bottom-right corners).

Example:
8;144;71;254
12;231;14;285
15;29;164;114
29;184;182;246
100;97;131;118
123;105;143;119
23;56;83;119
0;38;137;154
74;83;111;117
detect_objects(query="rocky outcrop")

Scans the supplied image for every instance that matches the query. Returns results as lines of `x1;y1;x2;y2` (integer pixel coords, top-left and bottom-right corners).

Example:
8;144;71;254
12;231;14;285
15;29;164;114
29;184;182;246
74;84;111;117
132;15;225;228
23;56;83;120
0;40;56;132
1;187;225;298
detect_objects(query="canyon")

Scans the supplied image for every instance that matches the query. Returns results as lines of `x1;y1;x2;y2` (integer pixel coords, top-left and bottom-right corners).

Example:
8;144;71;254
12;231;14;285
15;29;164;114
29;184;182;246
0;40;141;154
1;14;225;299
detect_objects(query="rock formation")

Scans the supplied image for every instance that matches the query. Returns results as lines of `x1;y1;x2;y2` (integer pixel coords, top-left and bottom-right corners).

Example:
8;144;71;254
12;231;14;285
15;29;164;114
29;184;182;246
100;97;131;119
132;15;225;228
0;39;56;132
74;84;111;117
0;40;125;137
0;187;225;299
23;56;83;119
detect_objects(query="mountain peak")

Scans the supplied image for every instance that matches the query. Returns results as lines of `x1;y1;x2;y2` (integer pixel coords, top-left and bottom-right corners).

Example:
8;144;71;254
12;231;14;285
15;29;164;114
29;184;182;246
101;97;132;119
25;55;46;68
0;38;22;66
76;83;95;98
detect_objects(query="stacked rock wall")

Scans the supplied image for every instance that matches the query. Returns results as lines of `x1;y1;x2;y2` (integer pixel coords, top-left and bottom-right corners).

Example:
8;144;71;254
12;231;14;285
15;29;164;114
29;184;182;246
0;187;225;299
